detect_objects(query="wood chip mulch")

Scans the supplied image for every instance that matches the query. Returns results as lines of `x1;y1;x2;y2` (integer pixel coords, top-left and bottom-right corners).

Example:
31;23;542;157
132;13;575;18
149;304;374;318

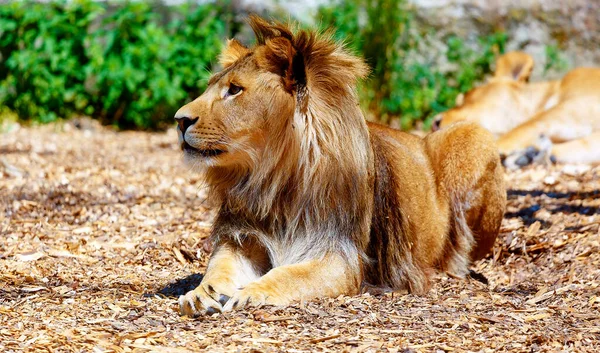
1;122;599;352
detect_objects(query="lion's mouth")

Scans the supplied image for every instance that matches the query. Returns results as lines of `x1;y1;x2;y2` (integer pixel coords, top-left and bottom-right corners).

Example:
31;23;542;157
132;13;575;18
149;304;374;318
182;141;226;158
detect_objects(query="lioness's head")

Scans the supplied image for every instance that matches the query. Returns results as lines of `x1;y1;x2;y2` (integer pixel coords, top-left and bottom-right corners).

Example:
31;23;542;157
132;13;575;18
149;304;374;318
432;51;535;135
175;16;369;172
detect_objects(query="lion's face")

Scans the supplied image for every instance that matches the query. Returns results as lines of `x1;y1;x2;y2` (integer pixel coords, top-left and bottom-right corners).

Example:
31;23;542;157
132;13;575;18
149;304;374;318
433;52;536;136
175;45;294;168
175;16;369;188
434;80;522;133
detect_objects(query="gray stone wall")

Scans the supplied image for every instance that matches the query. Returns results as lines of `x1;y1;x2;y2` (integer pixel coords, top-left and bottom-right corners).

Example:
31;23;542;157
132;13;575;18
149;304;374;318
410;0;600;79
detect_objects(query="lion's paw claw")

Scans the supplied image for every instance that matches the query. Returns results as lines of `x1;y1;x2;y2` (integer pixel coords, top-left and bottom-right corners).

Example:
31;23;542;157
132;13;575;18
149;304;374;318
218;294;230;306
178;283;235;317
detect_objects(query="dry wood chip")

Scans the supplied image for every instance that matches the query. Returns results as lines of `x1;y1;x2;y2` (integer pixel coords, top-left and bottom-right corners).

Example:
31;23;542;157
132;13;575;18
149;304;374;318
2;124;600;351
470;315;503;324
125;344;196;352
310;334;341;343
524;313;552;321
73;226;93;234
172;247;188;266
235;337;283;344
526;221;541;237
14;251;45;262
20;286;48;293
525;284;579;305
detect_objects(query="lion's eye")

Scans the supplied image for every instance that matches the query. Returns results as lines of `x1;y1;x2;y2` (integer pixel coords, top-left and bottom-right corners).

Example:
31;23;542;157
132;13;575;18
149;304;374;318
227;84;243;96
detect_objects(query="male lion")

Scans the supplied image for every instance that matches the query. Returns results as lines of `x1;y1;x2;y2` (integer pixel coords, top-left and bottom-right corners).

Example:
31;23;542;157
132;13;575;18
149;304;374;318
175;16;506;317
434;51;600;169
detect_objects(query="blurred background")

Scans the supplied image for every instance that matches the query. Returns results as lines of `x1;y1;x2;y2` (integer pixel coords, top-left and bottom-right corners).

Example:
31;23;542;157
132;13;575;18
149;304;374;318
0;0;598;132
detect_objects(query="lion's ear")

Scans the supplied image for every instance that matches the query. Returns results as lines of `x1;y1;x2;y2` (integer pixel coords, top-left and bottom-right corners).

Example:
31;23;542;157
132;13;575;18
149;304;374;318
494;51;534;83
219;39;251;68
455;92;465;106
258;36;306;92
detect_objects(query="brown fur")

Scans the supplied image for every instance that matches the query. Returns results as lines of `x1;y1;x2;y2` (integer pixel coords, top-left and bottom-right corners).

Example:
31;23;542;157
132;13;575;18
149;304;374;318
435;51;600;169
176;16;506;316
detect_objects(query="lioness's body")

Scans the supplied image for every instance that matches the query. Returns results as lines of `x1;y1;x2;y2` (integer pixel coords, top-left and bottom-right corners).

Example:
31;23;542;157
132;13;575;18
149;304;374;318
176;16;505;316
436;51;600;168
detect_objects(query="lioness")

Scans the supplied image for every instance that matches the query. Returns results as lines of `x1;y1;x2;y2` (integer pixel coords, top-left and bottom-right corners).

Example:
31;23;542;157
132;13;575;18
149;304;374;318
434;51;600;169
176;16;505;317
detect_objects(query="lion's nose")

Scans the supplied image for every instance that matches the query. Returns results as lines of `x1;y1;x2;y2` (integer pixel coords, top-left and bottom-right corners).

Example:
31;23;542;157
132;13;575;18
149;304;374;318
175;116;198;134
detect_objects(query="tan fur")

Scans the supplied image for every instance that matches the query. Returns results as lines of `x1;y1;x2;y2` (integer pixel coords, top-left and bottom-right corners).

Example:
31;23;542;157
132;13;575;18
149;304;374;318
494;51;534;83
176;16;506;317
435;51;600;169
219;39;251;68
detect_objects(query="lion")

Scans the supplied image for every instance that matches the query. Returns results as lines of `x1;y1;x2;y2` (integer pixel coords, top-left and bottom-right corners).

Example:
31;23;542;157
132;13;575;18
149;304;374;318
175;16;506;317
433;51;600;169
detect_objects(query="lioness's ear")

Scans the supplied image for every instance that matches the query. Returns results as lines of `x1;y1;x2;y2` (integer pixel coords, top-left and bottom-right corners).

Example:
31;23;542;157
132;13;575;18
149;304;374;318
494;51;534;83
219;39;251;68
455;92;464;106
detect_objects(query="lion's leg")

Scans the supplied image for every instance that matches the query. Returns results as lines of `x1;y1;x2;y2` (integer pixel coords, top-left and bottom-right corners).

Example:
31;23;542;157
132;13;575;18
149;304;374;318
222;253;360;311
179;239;269;317
425;122;505;274
497;103;592;154
551;131;600;164
498;102;596;168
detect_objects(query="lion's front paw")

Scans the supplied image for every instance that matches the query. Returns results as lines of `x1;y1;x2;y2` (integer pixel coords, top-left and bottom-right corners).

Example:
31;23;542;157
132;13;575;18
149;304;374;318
503;146;541;169
222;282;287;312
178;282;234;317
503;135;555;170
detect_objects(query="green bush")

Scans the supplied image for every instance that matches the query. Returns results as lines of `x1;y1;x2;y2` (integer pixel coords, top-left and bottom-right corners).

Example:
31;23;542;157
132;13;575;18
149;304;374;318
0;0;236;129
0;1;103;124
1;0;561;131
318;0;507;129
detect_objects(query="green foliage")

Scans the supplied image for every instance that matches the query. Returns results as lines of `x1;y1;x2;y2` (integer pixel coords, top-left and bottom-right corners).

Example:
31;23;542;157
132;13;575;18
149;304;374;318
0;0;235;129
0;0;565;130
544;44;568;74
0;1;103;124
318;0;507;129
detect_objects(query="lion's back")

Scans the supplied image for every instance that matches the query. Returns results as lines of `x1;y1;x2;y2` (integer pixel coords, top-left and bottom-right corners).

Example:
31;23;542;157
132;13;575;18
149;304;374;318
366;121;505;290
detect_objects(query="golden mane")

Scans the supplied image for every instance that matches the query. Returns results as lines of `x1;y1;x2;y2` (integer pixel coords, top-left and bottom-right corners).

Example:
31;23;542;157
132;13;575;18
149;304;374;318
206;16;373;265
